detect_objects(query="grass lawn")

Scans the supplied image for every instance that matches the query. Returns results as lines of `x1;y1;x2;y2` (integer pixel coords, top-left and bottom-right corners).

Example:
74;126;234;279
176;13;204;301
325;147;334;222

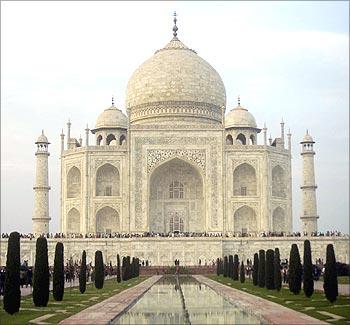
209;275;350;324
0;276;148;325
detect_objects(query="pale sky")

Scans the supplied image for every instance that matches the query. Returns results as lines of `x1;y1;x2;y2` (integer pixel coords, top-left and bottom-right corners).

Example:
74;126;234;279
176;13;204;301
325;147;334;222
1;1;349;234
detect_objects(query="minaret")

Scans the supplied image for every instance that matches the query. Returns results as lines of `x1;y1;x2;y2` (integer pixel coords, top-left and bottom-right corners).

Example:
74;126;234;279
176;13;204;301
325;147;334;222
300;130;318;234
32;130;51;235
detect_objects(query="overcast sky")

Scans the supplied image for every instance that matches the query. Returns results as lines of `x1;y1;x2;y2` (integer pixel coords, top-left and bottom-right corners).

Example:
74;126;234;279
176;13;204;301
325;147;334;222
1;1;349;234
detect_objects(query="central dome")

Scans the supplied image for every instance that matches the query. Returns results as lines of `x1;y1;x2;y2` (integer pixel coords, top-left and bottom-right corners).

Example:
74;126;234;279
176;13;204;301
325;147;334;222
126;36;226;124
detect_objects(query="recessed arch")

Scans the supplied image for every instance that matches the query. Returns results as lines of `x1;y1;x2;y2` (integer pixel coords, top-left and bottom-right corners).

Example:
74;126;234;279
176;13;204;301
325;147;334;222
119;134;126;145
96;134;103;146
106;134;117;146
233;205;257;234
96;206;120;234
67;166;81;198
272;207;285;232
149;158;204;233
96;163;120;196
272;165;286;198
226;134;233;145
236;133;246;145
67;208;80;233
249;134;255;145
233;163;257;196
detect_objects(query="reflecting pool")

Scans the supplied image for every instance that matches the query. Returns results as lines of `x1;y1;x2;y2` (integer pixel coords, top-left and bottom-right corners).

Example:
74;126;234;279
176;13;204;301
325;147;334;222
112;276;261;324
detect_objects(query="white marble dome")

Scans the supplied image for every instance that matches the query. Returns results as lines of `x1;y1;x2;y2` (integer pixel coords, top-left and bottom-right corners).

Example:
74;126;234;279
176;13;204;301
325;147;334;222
36;130;49;143
302;131;314;143
225;105;257;129
95;105;127;129
125;37;226;124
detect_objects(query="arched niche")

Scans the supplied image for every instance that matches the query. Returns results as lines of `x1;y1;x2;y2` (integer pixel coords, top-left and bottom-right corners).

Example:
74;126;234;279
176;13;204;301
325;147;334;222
272;165;286;198
272;206;285;232
106;134;117;146
67;166;81;198
96;206;120;233
119;134;126;145
233;163;257;196
67;208;80;233
96;134;103;145
236;133;246;145
226;134;233;145
249;134;255;145
149;158;204;233
96;163;120;196
233;205;257;234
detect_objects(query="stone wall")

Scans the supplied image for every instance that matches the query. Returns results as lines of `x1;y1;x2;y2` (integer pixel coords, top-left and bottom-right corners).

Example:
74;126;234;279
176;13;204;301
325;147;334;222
0;237;348;267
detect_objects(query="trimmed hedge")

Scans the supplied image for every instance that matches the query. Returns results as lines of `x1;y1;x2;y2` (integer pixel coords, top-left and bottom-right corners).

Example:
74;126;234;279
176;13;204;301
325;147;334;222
258;250;265;288
223;256;228;277
228;255;233;278
117;254;121;283
240;261;245;283
3;231;21;314
252;253;259;286
233;255;239;281
265;249;275;290
289;244;302;295
303;240;314;297
274;248;282;291
94;250;104;289
79;250;87;294
33;237;50;307
323;244;338;303
53;242;64;301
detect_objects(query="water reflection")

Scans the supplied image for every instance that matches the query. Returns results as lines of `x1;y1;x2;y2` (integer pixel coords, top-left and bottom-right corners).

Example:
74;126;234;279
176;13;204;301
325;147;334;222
113;276;261;324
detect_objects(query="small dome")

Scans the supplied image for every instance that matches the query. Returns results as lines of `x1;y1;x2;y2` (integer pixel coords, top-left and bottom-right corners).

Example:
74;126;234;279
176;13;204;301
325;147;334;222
35;130;49;143
302;131;314;143
95;105;127;129
225;105;257;129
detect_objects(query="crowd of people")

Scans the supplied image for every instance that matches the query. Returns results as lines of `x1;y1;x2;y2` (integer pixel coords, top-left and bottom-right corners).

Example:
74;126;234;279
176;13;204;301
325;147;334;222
1;230;346;239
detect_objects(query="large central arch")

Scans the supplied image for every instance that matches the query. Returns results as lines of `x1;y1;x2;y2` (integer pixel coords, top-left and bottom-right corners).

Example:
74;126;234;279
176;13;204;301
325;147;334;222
149;158;204;233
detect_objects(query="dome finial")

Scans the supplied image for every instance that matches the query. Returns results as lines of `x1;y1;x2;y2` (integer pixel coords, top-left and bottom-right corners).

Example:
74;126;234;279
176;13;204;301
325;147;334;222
112;96;115;107
172;11;178;38
238;95;241;107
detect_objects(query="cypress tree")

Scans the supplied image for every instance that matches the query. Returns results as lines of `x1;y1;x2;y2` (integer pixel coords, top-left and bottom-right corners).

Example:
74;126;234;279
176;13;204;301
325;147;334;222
228;255;233;278
122;257;127;281
216;258;220;276
265;249;275;290
3;231;21;314
136;258;140;277
53;242;64;301
258;250;265;288
233;255;239;280
223;256;228;277
303;240;314;297
288;244;302;294
274;248;282;291
117;254;121;283
126;256;131;280
79;250;87;294
94;250;104;289
240;261;245;283
252;253;259;286
323;244;338;303
33;237;50;307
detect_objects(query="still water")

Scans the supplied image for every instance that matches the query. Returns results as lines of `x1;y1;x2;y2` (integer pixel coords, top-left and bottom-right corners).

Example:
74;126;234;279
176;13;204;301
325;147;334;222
112;276;261;324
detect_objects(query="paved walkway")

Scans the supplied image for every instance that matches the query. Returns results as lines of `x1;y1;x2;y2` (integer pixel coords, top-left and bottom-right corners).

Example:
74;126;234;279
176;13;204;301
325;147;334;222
59;275;161;325
314;281;349;296
194;275;327;325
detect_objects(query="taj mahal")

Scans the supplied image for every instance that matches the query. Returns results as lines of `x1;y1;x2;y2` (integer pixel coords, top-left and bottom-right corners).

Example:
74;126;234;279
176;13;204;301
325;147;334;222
4;15;348;267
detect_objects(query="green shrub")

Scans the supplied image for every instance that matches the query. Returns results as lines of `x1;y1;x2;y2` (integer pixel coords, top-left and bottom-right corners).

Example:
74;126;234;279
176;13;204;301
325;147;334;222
252;253;259;286
228;255;233;278
223;256;228;277
122;256;127;281
274;248;282;291
240;261;245;283
258;250;265;287
79;250;87;294
288;244;302;295
33;237;49;306
303;240;314;297
53;242;64;301
216;258;220;276
233;255;239;281
323;244;338;303
117;254;121;283
265;249;275;289
94;250;104;289
3;231;21;314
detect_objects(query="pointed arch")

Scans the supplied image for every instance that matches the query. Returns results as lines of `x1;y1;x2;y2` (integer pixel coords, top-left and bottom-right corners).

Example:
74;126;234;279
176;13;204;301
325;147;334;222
226;134;233;145
233;205;257;234
236;133;246;145
96;206;120;233
96;135;103;145
233;163;257;196
96;163;120;196
272;165;286;198
119;134;126;145
67;208;80;233
67;166;81;198
272;206;285;232
106;134;117;146
249;134;255;145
